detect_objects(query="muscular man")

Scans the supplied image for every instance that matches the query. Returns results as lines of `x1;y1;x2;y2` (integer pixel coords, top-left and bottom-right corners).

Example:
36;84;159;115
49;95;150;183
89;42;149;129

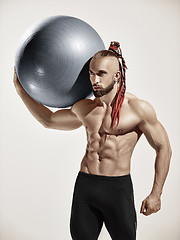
13;41;172;240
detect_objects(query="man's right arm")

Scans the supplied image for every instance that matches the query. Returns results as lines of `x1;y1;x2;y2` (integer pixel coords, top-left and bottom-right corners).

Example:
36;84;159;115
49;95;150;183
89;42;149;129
14;67;82;130
47;106;83;130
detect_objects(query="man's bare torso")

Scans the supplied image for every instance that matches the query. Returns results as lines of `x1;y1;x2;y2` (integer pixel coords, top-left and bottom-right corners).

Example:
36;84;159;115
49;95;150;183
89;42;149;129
73;92;143;176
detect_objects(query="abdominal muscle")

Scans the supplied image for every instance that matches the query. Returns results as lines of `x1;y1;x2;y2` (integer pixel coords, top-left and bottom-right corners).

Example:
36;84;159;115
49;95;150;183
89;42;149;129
80;131;138;176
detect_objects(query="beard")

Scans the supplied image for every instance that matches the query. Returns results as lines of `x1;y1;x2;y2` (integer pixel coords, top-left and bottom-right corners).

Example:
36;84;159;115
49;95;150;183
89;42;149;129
93;80;116;98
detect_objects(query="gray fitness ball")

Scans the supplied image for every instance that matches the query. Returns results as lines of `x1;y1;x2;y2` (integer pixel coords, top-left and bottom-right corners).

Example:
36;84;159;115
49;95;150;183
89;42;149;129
15;15;105;108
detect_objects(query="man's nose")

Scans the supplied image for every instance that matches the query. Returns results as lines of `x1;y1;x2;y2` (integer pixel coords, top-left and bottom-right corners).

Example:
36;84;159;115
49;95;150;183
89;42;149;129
93;75;100;84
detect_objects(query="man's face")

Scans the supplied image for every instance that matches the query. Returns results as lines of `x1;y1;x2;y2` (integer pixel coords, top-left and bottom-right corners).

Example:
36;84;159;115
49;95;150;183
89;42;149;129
89;56;120;97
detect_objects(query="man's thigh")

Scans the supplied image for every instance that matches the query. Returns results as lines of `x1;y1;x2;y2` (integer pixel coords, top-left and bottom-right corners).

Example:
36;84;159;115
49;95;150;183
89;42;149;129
99;177;137;240
69;173;104;240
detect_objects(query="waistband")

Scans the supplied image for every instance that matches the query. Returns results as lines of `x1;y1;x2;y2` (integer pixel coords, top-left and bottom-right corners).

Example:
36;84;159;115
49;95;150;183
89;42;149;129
78;171;131;182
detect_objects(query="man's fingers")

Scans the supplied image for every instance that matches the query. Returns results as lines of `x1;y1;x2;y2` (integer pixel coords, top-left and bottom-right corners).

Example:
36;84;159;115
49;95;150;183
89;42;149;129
13;66;16;76
140;200;146;213
140;195;161;216
13;70;17;82
144;208;154;216
142;206;159;216
13;66;18;81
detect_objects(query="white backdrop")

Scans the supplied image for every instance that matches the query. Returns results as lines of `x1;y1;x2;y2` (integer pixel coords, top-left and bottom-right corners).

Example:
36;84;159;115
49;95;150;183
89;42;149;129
0;0;179;239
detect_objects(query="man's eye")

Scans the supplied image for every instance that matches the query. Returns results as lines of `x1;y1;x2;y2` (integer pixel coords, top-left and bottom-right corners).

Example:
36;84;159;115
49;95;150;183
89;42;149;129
98;73;104;76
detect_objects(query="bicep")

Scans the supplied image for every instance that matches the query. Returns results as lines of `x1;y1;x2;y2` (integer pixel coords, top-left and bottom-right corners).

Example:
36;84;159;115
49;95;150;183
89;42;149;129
138;120;170;152
136;99;171;153
47;107;82;130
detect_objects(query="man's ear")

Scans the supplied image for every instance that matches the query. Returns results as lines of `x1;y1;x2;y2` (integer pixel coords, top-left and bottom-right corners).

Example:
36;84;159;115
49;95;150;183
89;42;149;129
114;71;121;83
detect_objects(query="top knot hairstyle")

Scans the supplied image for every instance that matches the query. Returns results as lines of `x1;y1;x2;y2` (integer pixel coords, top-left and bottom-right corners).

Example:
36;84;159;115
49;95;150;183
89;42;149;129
92;41;128;130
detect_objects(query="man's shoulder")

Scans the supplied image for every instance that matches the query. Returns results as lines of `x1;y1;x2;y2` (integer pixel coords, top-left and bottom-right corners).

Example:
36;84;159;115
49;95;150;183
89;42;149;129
71;98;94;115
126;92;147;108
126;92;157;123
73;98;94;108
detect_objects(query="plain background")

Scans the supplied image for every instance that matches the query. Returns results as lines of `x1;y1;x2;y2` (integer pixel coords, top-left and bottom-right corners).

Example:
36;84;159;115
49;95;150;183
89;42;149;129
0;0;179;239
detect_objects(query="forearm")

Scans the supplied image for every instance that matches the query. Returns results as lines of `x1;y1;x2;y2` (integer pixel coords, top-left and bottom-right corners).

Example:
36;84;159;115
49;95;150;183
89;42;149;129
19;90;52;126
151;147;172;197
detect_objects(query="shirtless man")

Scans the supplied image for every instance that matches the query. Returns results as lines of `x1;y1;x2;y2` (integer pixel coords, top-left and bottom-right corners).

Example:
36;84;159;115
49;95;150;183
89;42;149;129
13;41;172;240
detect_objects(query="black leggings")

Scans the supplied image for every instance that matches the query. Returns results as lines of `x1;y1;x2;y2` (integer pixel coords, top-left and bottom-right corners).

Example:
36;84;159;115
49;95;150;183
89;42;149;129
70;171;137;240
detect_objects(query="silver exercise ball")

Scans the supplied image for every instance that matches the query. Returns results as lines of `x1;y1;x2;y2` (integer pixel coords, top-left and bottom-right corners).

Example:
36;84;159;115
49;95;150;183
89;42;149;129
15;15;105;108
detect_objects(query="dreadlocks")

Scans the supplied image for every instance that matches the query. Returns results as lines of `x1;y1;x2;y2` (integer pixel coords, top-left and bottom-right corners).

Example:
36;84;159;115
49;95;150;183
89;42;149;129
108;41;128;130
92;41;128;130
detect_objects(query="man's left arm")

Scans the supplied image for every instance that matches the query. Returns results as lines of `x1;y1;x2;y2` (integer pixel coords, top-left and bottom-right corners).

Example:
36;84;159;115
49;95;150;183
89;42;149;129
136;100;172;216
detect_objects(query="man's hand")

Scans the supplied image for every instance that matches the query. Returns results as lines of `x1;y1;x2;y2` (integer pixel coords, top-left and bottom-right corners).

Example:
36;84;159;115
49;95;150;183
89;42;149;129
13;66;25;96
140;193;161;216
